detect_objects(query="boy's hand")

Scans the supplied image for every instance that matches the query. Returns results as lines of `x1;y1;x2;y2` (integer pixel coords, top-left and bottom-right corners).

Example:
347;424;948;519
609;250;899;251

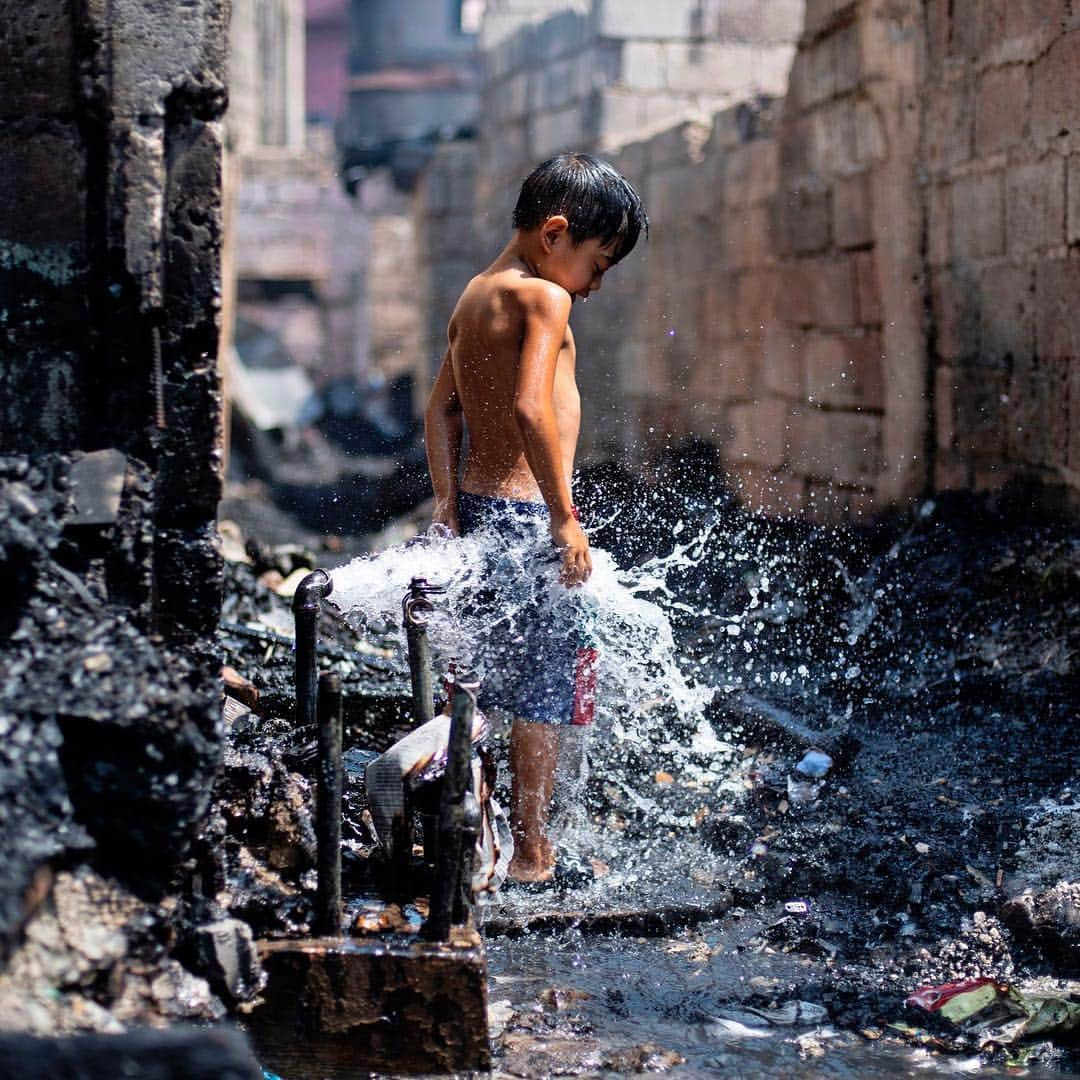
552;516;592;586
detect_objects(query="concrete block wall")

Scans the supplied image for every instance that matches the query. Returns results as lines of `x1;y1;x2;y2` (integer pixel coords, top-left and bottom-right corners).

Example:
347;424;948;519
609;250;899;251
416;0;1080;518
924;2;1080;497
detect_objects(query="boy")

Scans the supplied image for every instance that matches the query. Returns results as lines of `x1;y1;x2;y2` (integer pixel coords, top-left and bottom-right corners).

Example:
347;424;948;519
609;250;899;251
424;153;648;883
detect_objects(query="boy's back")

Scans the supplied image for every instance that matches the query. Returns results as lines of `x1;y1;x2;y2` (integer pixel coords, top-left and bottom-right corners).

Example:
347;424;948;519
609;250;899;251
423;153;647;882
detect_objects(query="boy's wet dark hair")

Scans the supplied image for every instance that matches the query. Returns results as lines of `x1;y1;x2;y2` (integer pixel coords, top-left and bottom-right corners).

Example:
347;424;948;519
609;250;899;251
512;152;649;262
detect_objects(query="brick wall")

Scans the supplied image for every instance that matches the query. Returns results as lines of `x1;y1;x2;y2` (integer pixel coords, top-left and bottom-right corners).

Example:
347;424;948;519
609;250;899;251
416;1;1080;518
925;2;1080;498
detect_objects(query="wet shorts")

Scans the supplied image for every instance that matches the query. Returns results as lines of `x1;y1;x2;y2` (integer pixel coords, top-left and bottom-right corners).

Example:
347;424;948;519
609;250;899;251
457;490;596;726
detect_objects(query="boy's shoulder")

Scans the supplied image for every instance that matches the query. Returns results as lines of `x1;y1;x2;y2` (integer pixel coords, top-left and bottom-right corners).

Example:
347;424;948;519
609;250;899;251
499;271;571;319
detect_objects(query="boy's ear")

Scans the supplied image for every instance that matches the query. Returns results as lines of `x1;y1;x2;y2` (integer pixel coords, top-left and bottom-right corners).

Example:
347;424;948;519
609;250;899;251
541;215;570;251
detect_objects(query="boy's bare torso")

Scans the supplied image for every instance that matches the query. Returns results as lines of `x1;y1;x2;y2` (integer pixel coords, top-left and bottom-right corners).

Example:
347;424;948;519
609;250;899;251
448;265;579;504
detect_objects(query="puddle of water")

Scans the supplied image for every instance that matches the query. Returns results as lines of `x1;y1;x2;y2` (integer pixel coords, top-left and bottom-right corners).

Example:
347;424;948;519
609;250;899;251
486;927;1076;1079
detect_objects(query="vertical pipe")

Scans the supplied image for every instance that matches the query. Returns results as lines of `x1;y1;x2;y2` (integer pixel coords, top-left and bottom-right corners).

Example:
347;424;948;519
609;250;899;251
292;569;332;729
405;619;434;728
314;670;343;936
424;680;477;941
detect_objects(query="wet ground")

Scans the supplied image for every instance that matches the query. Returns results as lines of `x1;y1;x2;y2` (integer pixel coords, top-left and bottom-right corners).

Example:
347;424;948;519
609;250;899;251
220;454;1078;1077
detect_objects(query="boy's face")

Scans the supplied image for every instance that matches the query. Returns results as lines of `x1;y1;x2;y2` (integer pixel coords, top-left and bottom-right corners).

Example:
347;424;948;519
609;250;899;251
540;217;620;302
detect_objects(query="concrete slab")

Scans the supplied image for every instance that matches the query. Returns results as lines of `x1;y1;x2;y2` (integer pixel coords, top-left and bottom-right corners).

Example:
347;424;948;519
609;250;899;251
247;932;490;1076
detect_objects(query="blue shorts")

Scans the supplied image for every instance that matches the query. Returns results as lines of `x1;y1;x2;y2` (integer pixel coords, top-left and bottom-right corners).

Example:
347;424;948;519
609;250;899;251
457;491;596;726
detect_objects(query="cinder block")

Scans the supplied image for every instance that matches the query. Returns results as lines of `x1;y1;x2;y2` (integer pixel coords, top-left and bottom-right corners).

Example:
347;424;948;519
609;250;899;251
832;173;872;249
530;104;583;159
1006;157;1066;253
980;263;1034;366
935;364;957;450
931;269;979;361
925;0;950;78
714;0;804;45
1070;154;1080;244
1007;0;1067;45
927;183;951;267
592;88;644;144
774;182;831;256
593;0;704;40
763;325;804;399
787;407;884;485
619;41;665;91
725;397;789;468
1007;353;1060;466
975;65;1029;156
951;171;1005;259
1032;31;1080;143
1035;258;1080;360
700;274;738;341
723;139;780;209
924;83;974;171
809;99;860;177
538;56;578;112
854;250;882;325
782;256;859;331
733;269;778;334
1069;361;1080;471
804;331;884;409
949;0;983;60
730;465;806;517
715;339;760;399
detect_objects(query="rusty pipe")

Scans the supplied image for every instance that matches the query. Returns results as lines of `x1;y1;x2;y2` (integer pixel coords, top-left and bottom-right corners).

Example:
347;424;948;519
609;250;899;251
292;569;333;729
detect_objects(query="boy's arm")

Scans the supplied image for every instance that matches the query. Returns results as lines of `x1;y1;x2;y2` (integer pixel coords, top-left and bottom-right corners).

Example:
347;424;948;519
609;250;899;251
514;283;592;585
424;348;463;534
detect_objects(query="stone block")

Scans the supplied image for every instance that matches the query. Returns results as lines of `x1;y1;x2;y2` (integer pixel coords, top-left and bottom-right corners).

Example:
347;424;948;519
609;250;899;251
1007;0;1067;46
592;88;644;145
1035;258;1080;359
780;256;859;330
1032;31;1080;143
762;325;803;399
663;41;793;98
924;82;974;172
804;0;845;36
951;171;1005;260
788;407;884;485
538;55;578;112
530;104;583;159
975;65;1030;156
725;397;789;468
730;465;806;517
700;274;737;342
853;98;889;169
833;173;872;249
804;331;884;409
773;181;831;256
931;269;979;361
1070;361;1080;471
0;0;75;115
723;139;780;209
803;480;876;523
949;0;983;60
959;362;1006;460
733;269;778;335
714;0;804;45
1070;155;1080;245
594;0;705;40
620;41;665;91
935;364;957;450
927;183;951;267
715;339;762;399
722;205;772;269
980;263;1034;366
925;0;949;78
854;250;882;325
806;99;859;178
1007;354;1064;466
1006;157;1066;253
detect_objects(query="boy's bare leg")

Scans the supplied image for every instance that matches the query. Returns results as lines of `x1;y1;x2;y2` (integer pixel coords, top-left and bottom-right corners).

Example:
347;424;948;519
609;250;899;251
508;720;560;882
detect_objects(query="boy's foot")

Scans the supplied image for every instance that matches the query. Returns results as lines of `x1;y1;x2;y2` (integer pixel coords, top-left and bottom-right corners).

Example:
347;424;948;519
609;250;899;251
507;842;556;882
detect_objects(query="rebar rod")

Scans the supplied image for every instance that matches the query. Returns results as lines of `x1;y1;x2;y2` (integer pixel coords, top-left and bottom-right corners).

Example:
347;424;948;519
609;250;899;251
314;671;343;936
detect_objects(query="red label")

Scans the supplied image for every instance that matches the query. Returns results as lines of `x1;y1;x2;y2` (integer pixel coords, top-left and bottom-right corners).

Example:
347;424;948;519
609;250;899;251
572;647;597;725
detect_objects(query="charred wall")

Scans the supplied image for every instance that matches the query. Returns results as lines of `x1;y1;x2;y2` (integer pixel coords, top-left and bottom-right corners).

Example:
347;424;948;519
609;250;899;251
0;0;229;959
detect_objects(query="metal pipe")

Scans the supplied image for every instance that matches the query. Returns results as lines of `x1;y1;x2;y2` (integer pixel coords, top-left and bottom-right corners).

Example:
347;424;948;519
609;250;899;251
402;577;444;729
314;671;343;936
292;569;333;729
423;673;479;941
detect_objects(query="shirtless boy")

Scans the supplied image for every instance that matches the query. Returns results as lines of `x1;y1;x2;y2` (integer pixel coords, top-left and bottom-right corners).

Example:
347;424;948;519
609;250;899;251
424;153;648;883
